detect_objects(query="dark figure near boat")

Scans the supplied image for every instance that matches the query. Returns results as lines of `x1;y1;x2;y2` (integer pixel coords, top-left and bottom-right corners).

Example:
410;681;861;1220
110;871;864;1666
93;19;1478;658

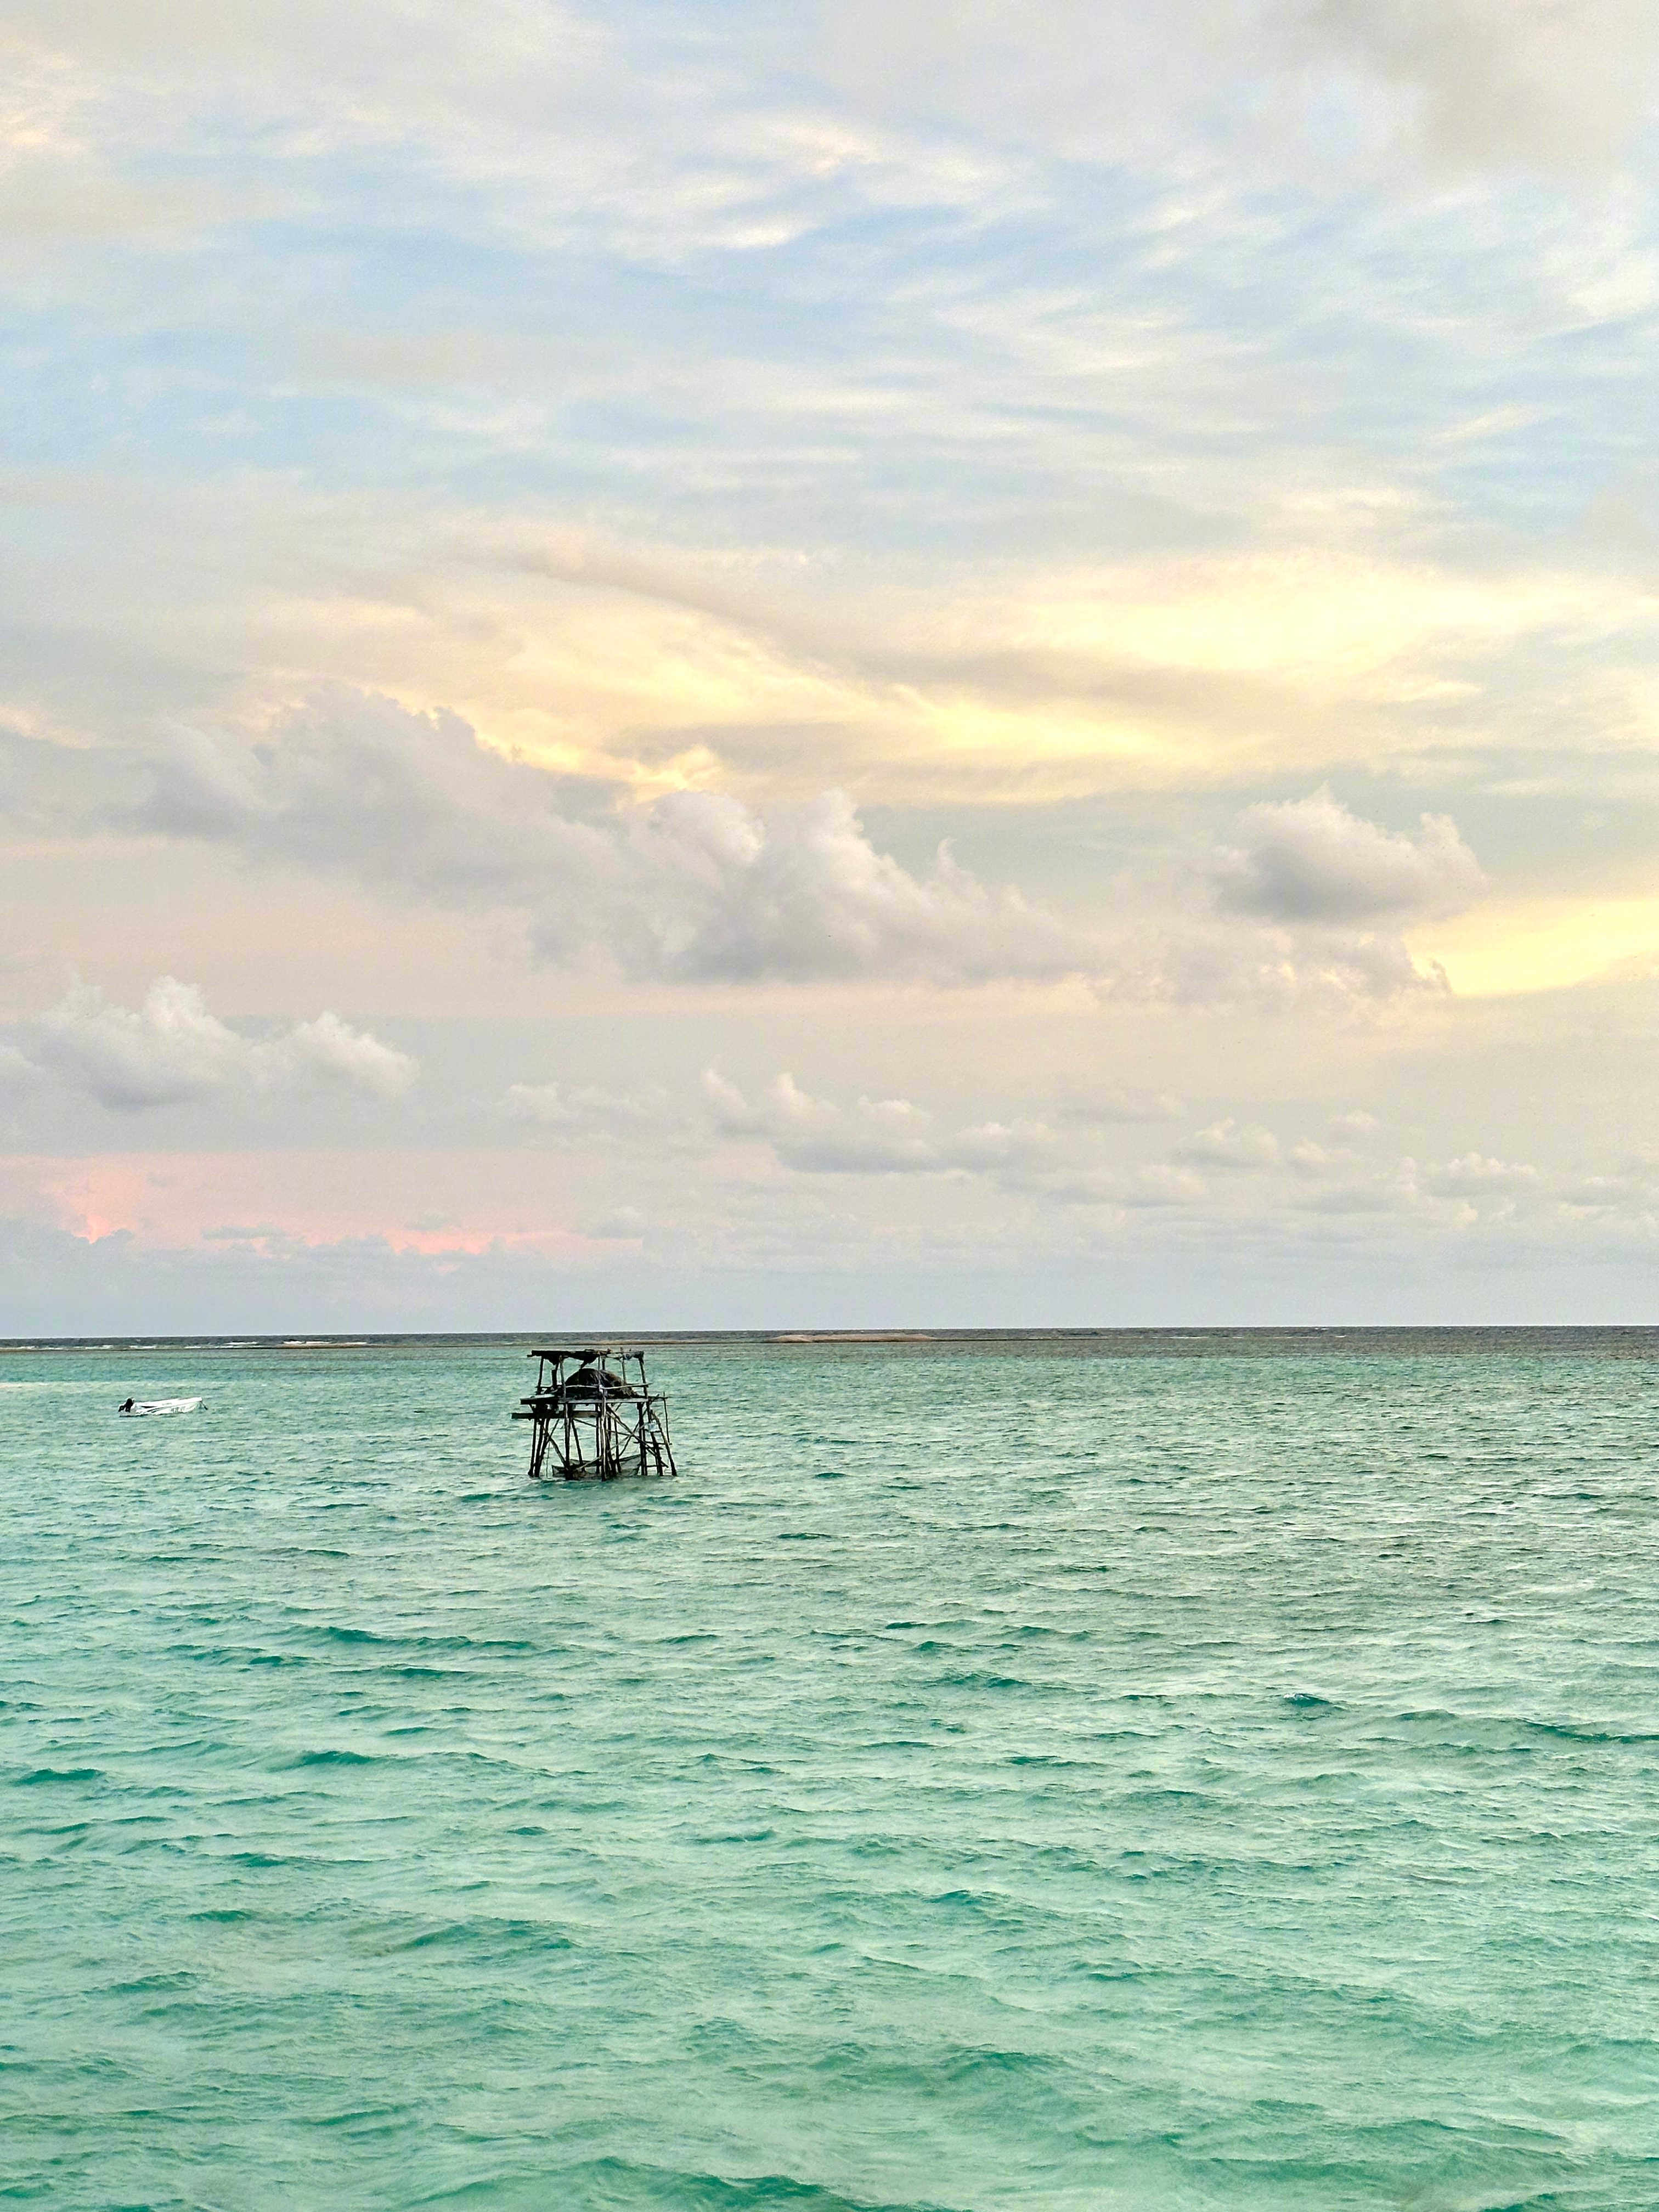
119;1398;134;1413
514;1346;676;1480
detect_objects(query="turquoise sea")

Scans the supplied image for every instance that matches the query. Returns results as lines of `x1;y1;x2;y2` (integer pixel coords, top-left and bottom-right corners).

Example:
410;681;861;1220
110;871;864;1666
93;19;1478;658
4;1330;1658;2210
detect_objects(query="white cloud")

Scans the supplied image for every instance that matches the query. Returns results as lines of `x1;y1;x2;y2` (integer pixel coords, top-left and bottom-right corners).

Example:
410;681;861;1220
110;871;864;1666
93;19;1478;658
1111;1163;1209;1209
704;1069;945;1172
1556;1160;1659;1217
1175;1118;1284;1171
279;1011;418;1099
133;694;1093;989
687;1064;1659;1249
1210;789;1483;926
35;977;249;1109
701;1068;1155;1190
1286;1152;1549;1222
1290;0;1659;176
1118;914;1449;1008
501;1079;669;1128
0;1043;42;1093
590;1203;648;1240
1418;1152;1541;1196
641;789;1087;986
1293;1173;1419;1216
822;0;1659;178
122;693;1479;1009
28;977;416;1111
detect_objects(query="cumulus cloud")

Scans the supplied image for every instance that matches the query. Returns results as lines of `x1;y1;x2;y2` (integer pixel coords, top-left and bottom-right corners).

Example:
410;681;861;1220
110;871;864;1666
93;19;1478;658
120;693;1487;1009
689;1060;1629;1246
701;1068;1109;1191
643;789;1085;986
697;1063;1460;1227
35;979;248;1109
501;1079;669;1129
1418;1152;1541;1196
1558;1159;1659;1214
0;1043;42;1094
1289;1151;1553;1223
28;977;416;1111
704;1069;945;1173
281;1012;418;1098
1111;1162;1209;1209
1210;789;1483;926
1174;1118;1284;1171
132;694;1091;989
1120;915;1450;1008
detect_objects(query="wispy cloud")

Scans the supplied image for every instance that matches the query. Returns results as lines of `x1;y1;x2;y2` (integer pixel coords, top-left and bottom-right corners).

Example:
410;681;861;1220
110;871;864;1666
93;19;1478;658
0;0;1654;1324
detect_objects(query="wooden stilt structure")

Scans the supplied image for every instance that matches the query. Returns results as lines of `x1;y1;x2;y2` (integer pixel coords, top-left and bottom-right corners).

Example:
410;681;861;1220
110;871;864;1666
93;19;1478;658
515;1346;676;1480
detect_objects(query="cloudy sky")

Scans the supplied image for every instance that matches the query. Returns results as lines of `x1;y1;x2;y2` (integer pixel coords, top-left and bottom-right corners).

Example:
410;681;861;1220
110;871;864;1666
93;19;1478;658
3;0;1658;1329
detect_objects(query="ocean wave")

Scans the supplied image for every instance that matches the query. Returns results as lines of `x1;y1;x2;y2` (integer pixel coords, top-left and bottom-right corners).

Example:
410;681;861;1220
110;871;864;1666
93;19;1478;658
382;1918;576;1956
469;2158;956;2212
316;1625;538;1653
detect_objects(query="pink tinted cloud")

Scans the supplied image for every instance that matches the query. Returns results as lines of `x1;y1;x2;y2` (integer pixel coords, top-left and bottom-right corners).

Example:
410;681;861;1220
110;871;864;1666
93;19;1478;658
2;1150;633;1260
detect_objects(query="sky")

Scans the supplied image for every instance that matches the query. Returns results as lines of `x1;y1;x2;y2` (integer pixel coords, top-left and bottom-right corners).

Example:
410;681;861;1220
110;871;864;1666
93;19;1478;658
3;0;1659;1330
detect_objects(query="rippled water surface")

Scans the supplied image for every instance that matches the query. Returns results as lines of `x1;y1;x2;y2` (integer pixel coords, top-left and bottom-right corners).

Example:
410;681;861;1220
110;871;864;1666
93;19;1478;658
5;1330;1659;2210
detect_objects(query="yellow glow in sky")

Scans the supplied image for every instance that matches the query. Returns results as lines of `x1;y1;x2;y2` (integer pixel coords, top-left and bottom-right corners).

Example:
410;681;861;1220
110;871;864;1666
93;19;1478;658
1409;898;1659;998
